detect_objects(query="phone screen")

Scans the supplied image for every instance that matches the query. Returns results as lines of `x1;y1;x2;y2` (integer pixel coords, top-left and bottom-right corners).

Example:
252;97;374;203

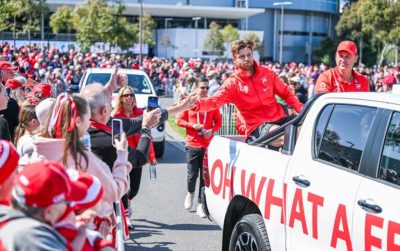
112;119;122;145
147;96;158;111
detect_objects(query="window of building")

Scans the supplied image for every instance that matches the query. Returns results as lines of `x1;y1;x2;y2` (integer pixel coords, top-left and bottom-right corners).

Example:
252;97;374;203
236;0;246;8
315;104;377;171
379;112;400;186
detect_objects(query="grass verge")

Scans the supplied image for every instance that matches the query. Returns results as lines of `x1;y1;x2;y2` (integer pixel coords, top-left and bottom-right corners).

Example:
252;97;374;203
167;117;186;138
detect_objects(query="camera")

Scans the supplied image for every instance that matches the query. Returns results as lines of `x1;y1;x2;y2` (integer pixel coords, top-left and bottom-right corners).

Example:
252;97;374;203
198;128;206;136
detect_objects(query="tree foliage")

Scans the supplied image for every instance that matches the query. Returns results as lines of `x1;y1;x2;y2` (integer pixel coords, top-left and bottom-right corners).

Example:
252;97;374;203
221;24;239;45
0;0;47;39
204;21;224;57
335;0;400;66
51;0;138;51
50;6;73;34
133;13;156;47
221;24;239;58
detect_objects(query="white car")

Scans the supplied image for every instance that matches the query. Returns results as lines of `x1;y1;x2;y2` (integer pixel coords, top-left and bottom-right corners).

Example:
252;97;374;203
79;68;165;158
203;92;400;250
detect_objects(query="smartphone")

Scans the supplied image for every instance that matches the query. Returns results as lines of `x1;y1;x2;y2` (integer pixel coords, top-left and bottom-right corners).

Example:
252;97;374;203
111;119;123;146
147;96;158;111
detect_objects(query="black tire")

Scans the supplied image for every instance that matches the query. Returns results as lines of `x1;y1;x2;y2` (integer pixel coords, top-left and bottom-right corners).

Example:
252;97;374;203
229;214;271;251
154;139;165;158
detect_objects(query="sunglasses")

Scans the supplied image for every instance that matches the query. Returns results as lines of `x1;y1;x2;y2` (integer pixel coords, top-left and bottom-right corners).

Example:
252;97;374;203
199;86;210;90
122;93;135;98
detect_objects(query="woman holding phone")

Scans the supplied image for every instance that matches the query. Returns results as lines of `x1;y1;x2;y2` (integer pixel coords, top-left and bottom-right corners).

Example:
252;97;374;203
112;86;157;227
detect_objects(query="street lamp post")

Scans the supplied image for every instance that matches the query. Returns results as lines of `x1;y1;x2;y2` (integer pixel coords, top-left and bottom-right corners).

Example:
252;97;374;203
192;17;201;58
139;0;144;65
273;1;292;64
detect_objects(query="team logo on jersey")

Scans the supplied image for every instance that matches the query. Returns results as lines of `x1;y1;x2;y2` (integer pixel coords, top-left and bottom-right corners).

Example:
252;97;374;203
319;82;327;89
239;85;249;94
260;77;268;85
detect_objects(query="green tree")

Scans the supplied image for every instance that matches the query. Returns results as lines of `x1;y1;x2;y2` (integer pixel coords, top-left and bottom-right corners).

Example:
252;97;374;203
243;32;264;59
336;0;400;66
0;0;47;42
70;0;137;52
134;13;156;48
221;24;239;57
102;1;137;50
50;6;74;34
71;0;111;51
204;21;224;57
312;37;338;66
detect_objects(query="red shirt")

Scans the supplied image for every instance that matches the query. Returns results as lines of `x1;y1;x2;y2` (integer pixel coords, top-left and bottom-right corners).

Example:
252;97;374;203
194;61;303;137
113;106;156;162
315;67;370;93
177;109;222;148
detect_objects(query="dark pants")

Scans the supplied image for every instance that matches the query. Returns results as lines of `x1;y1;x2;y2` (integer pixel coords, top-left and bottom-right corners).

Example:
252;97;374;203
186;146;206;203
246;115;296;143
122;166;143;210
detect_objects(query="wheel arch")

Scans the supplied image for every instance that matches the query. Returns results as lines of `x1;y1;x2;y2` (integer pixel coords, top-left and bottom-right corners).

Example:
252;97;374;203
222;195;263;251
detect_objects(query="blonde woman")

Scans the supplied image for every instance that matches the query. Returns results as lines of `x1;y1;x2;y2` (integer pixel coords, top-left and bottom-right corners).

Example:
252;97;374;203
112;86;157;227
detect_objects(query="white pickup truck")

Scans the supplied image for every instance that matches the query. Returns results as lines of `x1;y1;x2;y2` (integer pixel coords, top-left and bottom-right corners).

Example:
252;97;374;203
203;92;400;251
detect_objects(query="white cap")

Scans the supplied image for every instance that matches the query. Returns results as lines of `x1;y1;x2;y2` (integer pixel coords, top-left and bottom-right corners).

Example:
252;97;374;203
35;98;55;125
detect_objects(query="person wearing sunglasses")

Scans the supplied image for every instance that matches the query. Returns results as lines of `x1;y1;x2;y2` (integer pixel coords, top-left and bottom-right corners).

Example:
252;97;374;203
111;86;157;228
177;77;222;218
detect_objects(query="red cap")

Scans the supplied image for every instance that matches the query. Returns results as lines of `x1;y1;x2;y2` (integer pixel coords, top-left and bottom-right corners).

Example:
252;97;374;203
33;83;53;98
337;40;357;55
13;161;87;208
0;140;19;185
0;61;18;70
5;79;24;90
66;169;104;210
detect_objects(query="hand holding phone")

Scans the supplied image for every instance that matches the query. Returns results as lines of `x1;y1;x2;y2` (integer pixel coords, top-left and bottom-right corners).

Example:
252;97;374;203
147;96;158;111
112;119;123;146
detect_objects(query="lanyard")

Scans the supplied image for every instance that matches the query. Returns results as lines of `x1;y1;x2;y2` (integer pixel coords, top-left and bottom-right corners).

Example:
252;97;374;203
197;112;207;125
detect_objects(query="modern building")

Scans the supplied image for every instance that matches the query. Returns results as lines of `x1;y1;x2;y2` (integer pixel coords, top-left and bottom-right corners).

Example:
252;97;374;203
2;0;339;63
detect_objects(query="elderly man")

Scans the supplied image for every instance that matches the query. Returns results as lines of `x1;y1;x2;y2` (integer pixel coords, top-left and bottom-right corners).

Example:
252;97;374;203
80;67;197;228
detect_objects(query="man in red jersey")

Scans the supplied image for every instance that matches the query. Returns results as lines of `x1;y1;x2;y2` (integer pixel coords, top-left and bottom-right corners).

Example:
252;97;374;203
192;39;303;143
315;40;370;93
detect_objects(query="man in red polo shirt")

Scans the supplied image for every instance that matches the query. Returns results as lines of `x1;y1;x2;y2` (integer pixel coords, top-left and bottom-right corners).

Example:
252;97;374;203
315;40;370;93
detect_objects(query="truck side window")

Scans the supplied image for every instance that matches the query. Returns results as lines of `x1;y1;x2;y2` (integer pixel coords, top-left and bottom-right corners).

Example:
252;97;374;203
316;105;377;171
379;112;400;186
314;104;334;155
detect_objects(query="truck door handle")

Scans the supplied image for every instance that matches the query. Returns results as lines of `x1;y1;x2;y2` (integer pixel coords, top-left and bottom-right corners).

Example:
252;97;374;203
358;199;382;214
292;176;310;187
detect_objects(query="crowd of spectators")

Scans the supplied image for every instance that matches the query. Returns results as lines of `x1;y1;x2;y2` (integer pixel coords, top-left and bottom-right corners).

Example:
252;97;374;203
1;42;399;106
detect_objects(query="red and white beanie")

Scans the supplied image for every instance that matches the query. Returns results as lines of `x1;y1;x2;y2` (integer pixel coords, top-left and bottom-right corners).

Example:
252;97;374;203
0;140;19;185
66;170;104;210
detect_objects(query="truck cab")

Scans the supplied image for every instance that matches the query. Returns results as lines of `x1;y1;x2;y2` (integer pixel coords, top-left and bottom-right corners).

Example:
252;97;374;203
203;92;400;251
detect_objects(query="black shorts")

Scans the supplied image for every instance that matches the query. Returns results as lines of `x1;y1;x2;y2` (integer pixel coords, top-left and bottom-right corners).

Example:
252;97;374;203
246;115;295;143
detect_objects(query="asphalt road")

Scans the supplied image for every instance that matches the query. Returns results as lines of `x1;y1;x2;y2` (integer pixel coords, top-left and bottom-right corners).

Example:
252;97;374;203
124;97;222;250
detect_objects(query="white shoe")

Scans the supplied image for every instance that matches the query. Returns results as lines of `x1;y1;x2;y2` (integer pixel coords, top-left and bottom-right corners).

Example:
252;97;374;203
184;193;194;210
126;216;133;230
196;204;207;218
